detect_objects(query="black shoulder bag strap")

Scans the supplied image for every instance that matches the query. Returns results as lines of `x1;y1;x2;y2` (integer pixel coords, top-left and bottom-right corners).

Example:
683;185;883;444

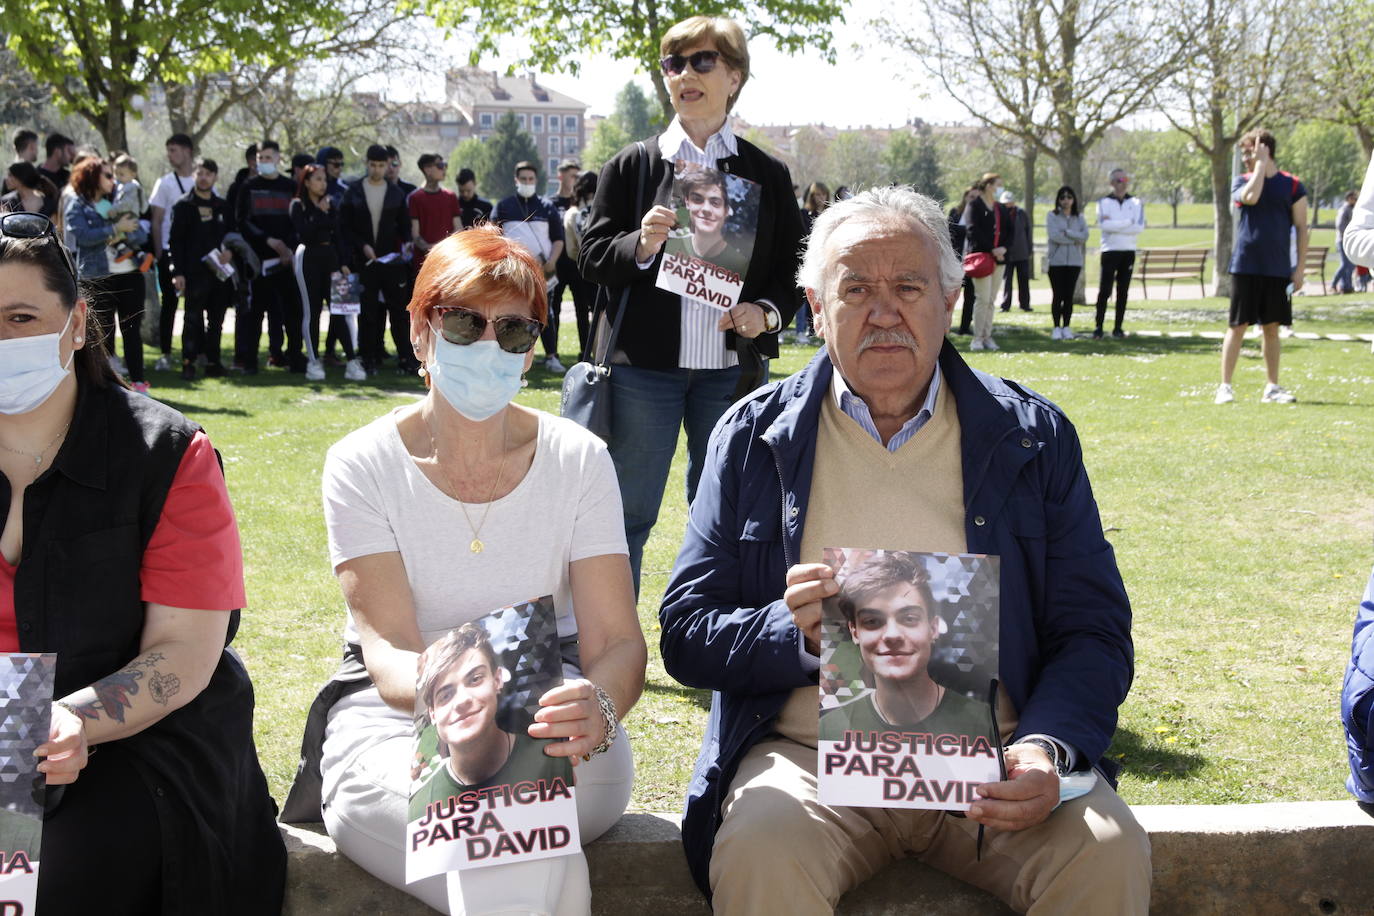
583;141;649;364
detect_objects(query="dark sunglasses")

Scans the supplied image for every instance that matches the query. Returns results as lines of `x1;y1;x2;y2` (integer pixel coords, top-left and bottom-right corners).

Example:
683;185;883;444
0;212;77;284
434;306;542;354
660;50;721;76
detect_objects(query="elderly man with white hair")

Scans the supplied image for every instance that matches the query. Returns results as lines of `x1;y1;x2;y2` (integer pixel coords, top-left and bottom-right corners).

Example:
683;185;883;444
659;185;1151;914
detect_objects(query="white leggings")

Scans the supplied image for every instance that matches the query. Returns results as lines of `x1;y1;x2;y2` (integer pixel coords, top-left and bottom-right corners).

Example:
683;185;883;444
322;726;633;915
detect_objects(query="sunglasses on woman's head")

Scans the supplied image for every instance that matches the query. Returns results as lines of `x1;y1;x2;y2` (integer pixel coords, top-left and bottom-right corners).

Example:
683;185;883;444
433;306;543;354
660;50;721;76
0;212;77;283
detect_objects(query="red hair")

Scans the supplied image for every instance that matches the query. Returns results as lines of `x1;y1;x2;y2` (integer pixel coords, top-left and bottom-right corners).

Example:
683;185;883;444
70;157;107;201
408;224;548;326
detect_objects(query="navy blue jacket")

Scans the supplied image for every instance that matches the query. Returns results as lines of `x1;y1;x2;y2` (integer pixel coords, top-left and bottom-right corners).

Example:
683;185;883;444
659;342;1134;895
1343;569;1374;805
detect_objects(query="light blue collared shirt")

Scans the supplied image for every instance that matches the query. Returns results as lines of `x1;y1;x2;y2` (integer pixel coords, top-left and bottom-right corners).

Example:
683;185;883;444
832;364;943;451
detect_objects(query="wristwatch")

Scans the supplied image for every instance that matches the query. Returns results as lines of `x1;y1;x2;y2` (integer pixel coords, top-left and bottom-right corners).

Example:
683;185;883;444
1021;737;1069;776
760;303;781;333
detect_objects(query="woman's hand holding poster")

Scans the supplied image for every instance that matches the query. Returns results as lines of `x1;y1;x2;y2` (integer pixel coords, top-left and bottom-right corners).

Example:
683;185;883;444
406;597;578;881
817;549;1005;811
655;160;760;311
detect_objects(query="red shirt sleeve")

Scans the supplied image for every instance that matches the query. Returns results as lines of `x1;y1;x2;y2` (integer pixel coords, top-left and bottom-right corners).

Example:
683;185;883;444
140;431;247;610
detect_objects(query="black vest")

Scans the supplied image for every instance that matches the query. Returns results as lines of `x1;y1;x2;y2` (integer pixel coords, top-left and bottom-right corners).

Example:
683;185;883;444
2;382;285;914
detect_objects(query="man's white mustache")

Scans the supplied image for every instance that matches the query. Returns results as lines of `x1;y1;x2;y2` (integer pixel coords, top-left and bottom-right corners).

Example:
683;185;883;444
859;329;918;352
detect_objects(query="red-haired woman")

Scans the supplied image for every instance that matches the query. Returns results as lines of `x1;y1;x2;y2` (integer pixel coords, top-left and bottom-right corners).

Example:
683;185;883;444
63;157;150;391
291;163;361;380
285;225;646;913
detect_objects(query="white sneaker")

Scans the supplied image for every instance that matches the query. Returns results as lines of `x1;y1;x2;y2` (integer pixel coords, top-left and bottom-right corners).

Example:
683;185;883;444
982;336;999;351
1062;327;1075;340
154;354;172;372
970;337;986;351
1214;383;1234;404
1261;383;1295;403
108;354;127;375
305;359;326;381
344;358;367;381
543;355;567;375
1051;326;1063;340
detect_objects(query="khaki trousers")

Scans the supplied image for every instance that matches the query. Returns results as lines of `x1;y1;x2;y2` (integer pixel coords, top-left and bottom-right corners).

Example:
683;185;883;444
709;738;1150;915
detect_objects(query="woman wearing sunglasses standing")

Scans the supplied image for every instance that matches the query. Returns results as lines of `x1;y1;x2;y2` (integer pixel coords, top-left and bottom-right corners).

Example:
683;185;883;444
63;157;151;392
0;213;286;912
579;16;804;596
285;225;645;914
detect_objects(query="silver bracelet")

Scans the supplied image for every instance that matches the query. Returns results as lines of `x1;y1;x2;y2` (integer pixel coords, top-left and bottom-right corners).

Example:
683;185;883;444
588;684;618;758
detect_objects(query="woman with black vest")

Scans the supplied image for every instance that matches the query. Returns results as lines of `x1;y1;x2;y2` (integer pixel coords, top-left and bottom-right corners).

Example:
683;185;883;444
579;15;803;594
0;213;285;914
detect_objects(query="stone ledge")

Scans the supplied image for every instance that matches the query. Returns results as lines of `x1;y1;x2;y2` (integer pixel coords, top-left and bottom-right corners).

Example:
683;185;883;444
282;801;1374;915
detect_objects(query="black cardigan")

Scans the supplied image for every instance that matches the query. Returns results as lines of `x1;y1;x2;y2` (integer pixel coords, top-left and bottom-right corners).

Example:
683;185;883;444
966;196;1011;257
579;135;803;369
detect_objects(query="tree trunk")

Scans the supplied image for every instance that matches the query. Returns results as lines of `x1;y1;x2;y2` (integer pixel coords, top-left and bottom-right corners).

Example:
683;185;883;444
1209;149;1233;298
165;81;191;138
101;102;128;154
1057;143;1087;304
1171;197;1179;228
1022;146;1037;279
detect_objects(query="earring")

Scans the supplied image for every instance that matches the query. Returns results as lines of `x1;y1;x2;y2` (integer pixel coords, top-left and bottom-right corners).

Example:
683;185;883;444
417;365;427;378
520;374;529;388
74;337;83;344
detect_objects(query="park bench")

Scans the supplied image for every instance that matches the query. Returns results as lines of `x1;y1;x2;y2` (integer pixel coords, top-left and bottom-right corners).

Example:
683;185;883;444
281;802;1374;914
1305;245;1330;295
1134;247;1209;299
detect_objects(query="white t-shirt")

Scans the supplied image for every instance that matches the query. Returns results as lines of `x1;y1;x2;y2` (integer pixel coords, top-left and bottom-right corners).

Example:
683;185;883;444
150;170;193;249
322;406;627;647
319;407;627;794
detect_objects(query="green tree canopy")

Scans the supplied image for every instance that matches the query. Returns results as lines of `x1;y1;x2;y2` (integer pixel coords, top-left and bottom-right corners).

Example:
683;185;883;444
1132;130;1211;227
420;0;846;121
1286;122;1364;226
474;112;541;200
885;127;941;197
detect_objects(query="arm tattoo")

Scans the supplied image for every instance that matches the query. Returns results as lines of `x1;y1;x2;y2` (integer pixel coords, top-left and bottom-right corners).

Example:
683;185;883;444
69;653;176;724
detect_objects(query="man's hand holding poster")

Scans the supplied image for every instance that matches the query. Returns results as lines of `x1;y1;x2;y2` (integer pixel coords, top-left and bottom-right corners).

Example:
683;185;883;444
406;597;578;882
0;653;55;912
818;549;1004;811
654;160;760;311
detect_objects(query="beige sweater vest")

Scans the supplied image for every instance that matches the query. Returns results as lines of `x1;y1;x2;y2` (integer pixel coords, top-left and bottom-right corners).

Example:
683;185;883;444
775;382;968;746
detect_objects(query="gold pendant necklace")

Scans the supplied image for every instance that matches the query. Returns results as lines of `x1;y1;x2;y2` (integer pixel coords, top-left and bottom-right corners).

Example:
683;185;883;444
0;421;71;473
424;410;511;554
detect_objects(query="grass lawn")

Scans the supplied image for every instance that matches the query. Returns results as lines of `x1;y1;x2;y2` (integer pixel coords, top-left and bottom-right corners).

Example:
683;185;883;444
144;292;1374;813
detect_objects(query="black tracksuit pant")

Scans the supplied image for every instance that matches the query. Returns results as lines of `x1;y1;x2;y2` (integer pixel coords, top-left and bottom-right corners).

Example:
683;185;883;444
1095;250;1136;333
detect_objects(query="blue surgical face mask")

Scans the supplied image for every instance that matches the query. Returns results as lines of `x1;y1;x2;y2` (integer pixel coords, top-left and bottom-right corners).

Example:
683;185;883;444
427;337;525;421
258;160;278;178
0;311;75;415
94;199;112;218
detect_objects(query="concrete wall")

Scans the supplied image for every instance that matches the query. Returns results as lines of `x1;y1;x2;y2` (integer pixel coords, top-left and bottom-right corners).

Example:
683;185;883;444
283;801;1373;914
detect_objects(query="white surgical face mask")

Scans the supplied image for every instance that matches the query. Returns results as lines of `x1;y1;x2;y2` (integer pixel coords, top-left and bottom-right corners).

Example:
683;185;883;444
516;181;538;199
0;311;75;415
427;337;525;421
258;160;278;177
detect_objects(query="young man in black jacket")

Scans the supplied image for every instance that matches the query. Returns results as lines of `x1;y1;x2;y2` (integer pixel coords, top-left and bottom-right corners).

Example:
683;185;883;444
234;140;304;372
169;158;234;379
340;143;414;375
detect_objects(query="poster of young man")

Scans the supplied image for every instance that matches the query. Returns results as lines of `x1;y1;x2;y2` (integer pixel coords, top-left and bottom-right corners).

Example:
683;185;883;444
0;653;55;911
654;161;760;311
406;597;578;881
817;549;1003;811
